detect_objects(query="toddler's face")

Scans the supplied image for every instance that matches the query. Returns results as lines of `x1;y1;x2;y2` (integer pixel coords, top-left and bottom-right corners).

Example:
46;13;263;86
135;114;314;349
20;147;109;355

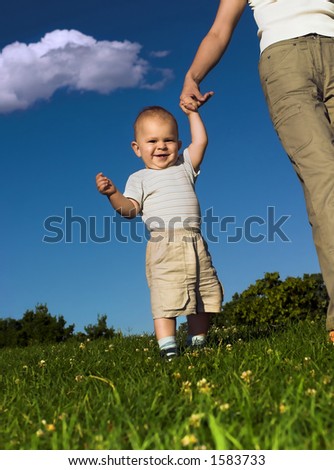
131;117;181;170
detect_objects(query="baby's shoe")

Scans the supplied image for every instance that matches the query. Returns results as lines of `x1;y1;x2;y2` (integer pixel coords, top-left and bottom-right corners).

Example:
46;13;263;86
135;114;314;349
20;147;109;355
160;347;178;361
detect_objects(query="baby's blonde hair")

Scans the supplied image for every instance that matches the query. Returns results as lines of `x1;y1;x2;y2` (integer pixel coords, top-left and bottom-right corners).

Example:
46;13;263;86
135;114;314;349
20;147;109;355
133;106;178;140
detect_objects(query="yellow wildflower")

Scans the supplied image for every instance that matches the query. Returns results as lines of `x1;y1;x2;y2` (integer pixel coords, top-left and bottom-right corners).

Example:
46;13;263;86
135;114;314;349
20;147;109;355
188;350;199;357
219;403;230;412
181;434;198;447
240;370;252;384
181;381;192;394
279;403;287;414
189;413;205;428
196;378;213;394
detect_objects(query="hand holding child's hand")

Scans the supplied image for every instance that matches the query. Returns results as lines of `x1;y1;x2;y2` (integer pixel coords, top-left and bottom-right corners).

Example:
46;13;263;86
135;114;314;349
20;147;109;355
96;172;117;197
180;78;213;112
179;91;213;115
179;100;199;115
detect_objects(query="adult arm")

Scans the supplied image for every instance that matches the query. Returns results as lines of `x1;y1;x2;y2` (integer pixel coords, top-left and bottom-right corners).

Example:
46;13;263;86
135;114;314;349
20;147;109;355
180;0;247;109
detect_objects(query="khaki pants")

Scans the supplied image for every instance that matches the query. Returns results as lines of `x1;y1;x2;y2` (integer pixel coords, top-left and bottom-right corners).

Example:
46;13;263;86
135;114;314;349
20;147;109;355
259;34;334;331
146;229;223;319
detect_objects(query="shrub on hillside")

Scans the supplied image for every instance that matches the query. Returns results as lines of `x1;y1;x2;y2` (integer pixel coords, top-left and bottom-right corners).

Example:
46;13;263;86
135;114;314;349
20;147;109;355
0;304;74;348
213;272;328;327
83;314;115;340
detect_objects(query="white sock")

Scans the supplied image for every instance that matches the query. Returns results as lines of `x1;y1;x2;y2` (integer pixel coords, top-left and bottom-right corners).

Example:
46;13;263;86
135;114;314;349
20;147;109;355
187;334;206;347
158;335;177;351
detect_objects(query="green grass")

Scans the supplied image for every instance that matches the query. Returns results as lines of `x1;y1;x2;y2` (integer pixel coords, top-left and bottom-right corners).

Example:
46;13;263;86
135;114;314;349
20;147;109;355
0;319;333;450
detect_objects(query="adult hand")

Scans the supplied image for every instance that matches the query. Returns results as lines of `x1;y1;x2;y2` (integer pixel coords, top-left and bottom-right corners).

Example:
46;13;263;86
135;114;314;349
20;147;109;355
180;75;214;111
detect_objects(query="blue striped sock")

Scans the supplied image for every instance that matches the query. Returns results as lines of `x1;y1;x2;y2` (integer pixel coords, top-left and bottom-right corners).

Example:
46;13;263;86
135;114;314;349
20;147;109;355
158;336;178;359
158;336;177;350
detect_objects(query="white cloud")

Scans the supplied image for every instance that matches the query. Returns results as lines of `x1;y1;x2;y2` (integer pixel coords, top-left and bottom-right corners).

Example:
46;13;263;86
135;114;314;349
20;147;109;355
0;29;173;113
149;50;171;58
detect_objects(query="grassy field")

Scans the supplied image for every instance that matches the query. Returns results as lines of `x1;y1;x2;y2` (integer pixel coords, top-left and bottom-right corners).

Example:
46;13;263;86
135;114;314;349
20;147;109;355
0;319;333;450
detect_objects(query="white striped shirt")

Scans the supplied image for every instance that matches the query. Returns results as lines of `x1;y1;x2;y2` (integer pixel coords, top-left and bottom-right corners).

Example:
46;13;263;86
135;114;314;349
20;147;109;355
123;148;201;231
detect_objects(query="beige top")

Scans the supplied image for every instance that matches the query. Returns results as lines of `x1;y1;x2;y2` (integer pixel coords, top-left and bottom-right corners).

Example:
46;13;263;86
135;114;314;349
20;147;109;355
123;148;201;231
248;0;334;52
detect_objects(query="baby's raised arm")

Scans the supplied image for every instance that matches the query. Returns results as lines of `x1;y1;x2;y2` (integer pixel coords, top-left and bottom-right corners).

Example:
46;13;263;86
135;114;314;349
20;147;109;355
179;103;208;173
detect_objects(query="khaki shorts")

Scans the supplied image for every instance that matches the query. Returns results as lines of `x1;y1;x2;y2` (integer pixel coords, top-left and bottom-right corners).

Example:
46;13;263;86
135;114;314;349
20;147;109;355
146;229;223;319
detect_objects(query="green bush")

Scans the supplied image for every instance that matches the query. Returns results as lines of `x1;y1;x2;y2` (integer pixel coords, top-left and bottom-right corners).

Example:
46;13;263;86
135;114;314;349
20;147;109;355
0;304;74;348
213;272;328;327
83;314;115;340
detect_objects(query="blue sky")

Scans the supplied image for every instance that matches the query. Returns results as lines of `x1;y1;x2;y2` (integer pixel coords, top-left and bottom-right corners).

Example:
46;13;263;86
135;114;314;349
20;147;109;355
0;0;320;335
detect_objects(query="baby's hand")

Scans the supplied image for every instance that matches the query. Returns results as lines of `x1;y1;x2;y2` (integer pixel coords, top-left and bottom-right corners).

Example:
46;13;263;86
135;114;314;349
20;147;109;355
96;172;117;196
180;92;213;113
179;99;199;115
